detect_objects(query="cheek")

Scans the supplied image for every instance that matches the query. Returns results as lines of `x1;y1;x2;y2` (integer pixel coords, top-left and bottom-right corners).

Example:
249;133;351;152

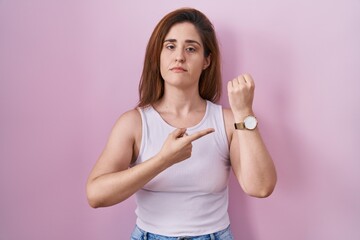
192;59;206;72
160;52;169;68
160;57;165;69
160;54;168;77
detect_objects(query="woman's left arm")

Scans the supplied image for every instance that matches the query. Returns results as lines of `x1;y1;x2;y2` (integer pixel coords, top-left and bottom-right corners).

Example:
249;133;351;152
225;74;277;198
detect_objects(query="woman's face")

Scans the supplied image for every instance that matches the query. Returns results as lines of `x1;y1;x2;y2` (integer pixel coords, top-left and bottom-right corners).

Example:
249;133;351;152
160;22;210;91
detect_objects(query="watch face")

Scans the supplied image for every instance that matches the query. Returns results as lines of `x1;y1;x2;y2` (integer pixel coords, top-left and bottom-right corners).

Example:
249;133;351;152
244;116;257;130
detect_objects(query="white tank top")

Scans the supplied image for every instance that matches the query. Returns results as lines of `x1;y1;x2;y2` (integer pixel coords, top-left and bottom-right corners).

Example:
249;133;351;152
134;101;230;236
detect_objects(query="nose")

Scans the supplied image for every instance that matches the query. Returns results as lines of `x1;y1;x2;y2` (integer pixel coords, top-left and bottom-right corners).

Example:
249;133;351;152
175;49;185;63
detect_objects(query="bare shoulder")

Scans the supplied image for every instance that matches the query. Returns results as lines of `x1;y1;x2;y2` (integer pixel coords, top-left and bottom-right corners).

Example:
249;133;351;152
111;108;140;130
98;108;142;168
107;108;142;148
87;109;142;182
114;108;141;130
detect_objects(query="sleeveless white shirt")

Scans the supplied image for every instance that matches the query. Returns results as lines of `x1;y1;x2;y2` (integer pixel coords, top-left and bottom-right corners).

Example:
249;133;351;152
134;101;230;236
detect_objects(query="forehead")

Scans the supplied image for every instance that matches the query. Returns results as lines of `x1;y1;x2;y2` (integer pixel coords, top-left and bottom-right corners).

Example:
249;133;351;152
165;22;202;42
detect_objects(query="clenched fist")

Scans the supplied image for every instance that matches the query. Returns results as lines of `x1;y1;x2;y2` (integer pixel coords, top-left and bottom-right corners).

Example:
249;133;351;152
227;74;255;120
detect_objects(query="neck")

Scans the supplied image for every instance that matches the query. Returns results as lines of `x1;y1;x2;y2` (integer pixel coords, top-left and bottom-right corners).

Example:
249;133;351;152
155;86;205;114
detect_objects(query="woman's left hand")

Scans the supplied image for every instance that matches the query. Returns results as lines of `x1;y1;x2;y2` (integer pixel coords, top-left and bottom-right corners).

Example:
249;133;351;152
227;73;255;120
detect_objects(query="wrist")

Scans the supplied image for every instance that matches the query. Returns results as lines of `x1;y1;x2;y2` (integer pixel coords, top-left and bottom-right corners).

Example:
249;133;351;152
234;113;258;131
154;153;172;170
233;111;254;122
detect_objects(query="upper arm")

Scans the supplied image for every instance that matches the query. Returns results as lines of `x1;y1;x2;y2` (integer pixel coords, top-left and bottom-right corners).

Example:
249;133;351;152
87;109;142;182
222;108;241;179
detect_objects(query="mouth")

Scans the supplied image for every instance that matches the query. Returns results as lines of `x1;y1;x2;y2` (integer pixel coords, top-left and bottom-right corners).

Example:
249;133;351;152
170;67;187;72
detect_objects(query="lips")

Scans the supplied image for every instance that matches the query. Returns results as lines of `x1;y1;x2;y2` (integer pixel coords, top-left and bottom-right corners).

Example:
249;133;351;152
170;67;187;72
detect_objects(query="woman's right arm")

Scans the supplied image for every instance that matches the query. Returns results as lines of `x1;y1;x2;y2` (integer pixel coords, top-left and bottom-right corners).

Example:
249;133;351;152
86;109;215;208
86;109;167;208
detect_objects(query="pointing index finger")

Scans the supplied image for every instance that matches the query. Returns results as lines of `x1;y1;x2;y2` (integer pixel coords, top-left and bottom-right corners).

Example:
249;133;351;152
185;128;215;142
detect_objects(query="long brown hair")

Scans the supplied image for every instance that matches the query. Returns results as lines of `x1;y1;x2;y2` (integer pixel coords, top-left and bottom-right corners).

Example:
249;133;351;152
137;8;222;107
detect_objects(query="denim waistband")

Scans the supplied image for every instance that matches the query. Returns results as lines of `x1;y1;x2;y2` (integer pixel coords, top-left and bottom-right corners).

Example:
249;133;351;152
130;225;233;240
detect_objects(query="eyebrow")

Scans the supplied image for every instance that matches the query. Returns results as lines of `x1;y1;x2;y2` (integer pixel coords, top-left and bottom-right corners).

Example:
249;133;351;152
164;39;202;46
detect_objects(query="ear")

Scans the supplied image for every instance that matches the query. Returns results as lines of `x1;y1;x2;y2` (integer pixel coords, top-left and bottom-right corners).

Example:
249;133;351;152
203;54;211;70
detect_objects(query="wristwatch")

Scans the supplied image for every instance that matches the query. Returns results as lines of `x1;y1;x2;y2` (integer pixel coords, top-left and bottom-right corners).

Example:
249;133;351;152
234;115;258;130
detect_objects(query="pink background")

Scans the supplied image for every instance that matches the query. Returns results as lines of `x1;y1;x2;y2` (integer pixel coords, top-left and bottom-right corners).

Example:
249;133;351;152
1;0;359;239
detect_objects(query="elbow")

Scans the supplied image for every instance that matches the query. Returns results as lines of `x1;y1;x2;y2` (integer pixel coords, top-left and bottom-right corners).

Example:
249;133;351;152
243;178;277;198
246;186;275;198
87;197;101;209
86;181;128;208
88;201;100;209
86;182;104;208
87;188;101;208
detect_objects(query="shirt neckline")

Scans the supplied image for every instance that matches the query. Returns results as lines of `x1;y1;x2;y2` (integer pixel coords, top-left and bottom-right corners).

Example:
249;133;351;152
150;100;210;131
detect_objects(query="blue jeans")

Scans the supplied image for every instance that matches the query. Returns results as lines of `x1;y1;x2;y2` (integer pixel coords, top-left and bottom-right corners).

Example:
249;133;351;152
130;225;234;240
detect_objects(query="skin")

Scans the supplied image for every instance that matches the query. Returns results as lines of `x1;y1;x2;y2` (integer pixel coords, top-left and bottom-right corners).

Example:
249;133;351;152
86;22;277;208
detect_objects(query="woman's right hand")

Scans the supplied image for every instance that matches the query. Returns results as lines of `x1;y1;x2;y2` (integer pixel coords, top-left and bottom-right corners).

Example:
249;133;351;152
87;110;214;208
158;128;215;166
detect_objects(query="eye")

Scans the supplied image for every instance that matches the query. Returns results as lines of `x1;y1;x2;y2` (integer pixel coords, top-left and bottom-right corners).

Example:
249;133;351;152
165;44;175;50
186;47;196;53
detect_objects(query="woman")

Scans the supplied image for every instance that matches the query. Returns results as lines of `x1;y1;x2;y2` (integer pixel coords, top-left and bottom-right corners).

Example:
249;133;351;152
87;8;277;240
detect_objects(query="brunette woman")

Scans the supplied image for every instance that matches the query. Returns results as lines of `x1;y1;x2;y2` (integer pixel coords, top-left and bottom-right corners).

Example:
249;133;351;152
87;8;277;240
